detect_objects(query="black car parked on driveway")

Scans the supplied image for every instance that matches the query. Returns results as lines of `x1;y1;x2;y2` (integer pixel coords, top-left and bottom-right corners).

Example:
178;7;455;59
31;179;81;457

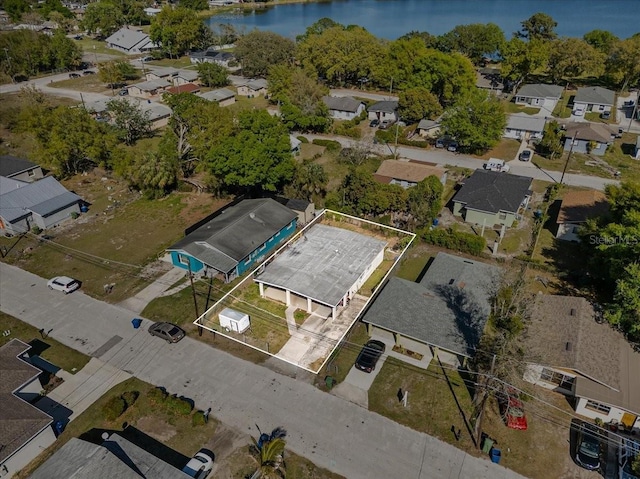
355;340;386;373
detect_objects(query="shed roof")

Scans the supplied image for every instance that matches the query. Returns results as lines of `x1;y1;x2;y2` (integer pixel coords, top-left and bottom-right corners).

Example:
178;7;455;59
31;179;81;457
516;83;563;99
557;190;609;224
255;224;387;307
374;160;445;184
0;155;39;177
104;27;151;50
506;114;546;133
362;253;501;357
168;199;297;274
0;339;53;464
575;86;615;106
197;88;235;102
368;100;398;113
453;170;532;214
322;96;363;113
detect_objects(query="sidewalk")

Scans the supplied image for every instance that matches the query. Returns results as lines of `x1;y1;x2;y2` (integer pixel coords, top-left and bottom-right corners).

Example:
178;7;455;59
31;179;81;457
118;267;186;314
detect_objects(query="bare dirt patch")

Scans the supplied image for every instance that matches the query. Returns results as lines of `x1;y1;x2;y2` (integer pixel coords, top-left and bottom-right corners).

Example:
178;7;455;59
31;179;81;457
136;416;178;442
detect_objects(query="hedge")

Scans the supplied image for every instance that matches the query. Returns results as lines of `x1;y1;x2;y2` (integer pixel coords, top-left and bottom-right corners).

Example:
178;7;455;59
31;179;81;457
192;410;207;427
102;396;126;421
296;135;309;143
312;139;342;151
165;394;193;415
122;391;139;409
146;387;167;404
420;227;486;256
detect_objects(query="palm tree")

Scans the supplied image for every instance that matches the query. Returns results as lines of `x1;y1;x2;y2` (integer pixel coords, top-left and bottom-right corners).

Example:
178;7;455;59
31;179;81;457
250;427;287;479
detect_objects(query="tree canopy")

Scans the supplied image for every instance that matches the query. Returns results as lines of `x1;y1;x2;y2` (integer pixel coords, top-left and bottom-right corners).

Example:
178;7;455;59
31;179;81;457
234;31;295;78
196;62;230;88
547;37;604;83
149;6;211;57
81;1;125;37
439;23;505;64
516;13;558;41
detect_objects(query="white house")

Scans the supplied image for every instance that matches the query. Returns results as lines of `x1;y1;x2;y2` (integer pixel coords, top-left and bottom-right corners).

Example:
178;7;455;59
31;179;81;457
368;100;398;122
514;83;563;112
104;27;157;55
573;86;615;115
503;114;546;140
127;79;171;99
322;96;365;120
415;119;441;138
237;78;268;98
523;295;640;434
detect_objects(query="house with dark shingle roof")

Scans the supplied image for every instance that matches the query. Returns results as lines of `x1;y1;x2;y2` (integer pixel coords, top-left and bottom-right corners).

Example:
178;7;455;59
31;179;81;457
104;27;157;55
514;83;563;111
374;159;446;187
0;176;82;235
322;96;365;120
167;198;297;282
523;295;640;433
452;170;532;228
367;100;399;123
30;433;193;479
0;155;43;182
563;122;613;156
556;190;609;241
0;339;56;478
190;48;235;67
362;252;502;367
574;86;615;115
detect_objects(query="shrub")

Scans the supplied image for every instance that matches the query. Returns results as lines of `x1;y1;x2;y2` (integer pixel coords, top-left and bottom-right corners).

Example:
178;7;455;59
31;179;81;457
312;139;342;152
31;226;42;235
165;394;193;415
146;387;167;404
70;211;79;219
420;227;486;256
102;396;126;421
296;135;309;143
121;391;139;409
192;410;206;427
333;123;361;138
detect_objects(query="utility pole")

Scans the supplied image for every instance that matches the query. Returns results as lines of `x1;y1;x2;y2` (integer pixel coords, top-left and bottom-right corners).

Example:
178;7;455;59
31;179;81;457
394;120;400;160
473;354;496;449
186;261;200;319
560;131;578;185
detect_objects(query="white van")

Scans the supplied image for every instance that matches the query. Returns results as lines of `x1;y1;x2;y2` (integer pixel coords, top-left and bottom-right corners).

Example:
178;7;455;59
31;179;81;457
483;158;510;173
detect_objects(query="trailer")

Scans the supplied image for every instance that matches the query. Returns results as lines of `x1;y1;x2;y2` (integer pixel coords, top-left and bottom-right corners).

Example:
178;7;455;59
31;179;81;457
219;308;250;333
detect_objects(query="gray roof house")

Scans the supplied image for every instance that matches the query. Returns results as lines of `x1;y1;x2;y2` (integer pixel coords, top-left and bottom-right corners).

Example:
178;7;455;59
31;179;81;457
190;48;235;66
563;122;614;156
30;433;193;479
368;100;399;122
167;198;297;282
0;155;44;182
514;83;563;112
416;118;441;138
104;27;157;55
452;170;533;228
172;69;199;85
504;114;547;140
574;86;615;113
237;78;268;97
0;340;56;478
522;295;640;433
362;252;502;367
0;175;82;235
197;87;236;106
322;96;365;120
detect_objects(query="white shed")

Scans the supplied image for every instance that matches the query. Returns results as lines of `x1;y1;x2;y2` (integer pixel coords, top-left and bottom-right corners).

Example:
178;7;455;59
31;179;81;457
219;308;250;333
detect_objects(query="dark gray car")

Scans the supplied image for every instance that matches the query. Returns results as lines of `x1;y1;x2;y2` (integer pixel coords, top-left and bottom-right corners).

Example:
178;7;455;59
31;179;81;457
148;322;186;343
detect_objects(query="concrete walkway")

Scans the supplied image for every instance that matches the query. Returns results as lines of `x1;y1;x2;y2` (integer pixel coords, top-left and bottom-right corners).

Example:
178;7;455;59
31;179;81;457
0;263;527;479
118;267;186;314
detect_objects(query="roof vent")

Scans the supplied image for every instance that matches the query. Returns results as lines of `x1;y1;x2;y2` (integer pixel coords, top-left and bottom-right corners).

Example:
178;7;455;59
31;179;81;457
570;308;576;316
565;342;572;351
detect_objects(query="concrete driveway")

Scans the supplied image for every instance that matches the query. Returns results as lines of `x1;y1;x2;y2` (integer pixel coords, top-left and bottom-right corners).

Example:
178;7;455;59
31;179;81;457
331;354;386;408
0;262;526;479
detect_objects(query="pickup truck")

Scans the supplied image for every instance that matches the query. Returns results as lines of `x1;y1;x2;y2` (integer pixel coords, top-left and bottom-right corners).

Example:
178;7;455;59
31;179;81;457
484;158;510;173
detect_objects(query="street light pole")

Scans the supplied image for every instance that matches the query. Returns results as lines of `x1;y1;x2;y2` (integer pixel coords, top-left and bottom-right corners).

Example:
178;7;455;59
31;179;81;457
560;131;578;185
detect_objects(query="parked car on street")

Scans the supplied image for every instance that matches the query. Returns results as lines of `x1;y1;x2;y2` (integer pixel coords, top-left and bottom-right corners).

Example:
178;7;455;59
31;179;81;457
575;423;601;471
369;119;380;128
119;88;129;96
436;136;458;151
148;322;186;343
47;276;80;294
82;70;95;75
519;149;532;162
182;449;214;479
69;73;81;79
355;340;386;373
141;56;154;62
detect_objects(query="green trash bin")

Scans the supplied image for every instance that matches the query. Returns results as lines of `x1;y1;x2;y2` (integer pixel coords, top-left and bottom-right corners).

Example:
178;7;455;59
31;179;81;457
325;376;335;389
482;437;494;454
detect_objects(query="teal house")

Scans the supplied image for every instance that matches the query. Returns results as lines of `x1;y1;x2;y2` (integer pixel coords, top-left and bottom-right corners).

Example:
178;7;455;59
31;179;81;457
167;198;297;283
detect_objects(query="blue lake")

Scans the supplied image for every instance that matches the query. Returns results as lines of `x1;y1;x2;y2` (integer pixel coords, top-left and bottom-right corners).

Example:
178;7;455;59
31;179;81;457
207;0;639;40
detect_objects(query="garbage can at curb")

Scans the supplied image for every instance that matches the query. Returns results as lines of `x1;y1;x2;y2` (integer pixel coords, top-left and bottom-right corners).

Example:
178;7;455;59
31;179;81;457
325;376;335;389
490;448;502;464
132;318;142;329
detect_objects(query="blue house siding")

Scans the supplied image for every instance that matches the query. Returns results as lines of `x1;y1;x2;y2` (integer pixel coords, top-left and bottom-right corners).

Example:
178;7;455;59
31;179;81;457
169;251;205;273
236;220;296;275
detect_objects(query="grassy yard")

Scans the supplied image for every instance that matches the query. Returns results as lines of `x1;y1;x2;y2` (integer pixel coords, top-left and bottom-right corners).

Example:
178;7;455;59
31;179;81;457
74;37;126;57
0;312;90;374
552;90;575;118
394;243;434;281
503;100;541;115
145;57;194;68
317;322;370;385
479;138;521;161
49;74;115;94
228;94;270;112
360;259;394;296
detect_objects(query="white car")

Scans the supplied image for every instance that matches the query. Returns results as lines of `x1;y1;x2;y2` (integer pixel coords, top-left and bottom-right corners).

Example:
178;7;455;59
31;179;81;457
573;107;585;116
182;449;214;479
47;276;80;294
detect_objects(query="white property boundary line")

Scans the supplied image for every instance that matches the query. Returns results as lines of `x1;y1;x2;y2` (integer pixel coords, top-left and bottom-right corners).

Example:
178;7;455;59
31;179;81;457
193;208;416;374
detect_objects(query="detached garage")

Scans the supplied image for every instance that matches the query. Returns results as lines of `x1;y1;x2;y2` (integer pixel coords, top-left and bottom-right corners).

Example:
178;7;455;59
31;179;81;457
219;308;250;333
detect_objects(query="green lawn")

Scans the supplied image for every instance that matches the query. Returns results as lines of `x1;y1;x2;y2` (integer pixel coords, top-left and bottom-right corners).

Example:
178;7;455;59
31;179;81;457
503;100;541;115
145;57;194;68
395;244;433;282
360;259;394;296
49;74;114;94
0;312;90;374
552;90;575;118
479;138;521;161
74;37;126;57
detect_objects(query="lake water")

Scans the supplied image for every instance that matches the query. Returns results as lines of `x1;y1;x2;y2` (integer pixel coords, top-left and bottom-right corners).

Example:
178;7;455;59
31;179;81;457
207;0;639;40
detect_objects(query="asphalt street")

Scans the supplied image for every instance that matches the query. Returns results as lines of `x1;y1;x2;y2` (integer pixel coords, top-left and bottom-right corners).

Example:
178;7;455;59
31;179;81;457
0;262;527;479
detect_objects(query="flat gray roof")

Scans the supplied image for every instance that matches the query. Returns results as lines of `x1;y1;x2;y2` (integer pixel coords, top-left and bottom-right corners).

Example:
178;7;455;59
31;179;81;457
255;224;387;307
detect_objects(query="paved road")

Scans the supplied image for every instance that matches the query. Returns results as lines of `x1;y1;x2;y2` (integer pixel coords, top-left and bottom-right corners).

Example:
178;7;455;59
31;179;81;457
0;262;526;479
330;87;398;102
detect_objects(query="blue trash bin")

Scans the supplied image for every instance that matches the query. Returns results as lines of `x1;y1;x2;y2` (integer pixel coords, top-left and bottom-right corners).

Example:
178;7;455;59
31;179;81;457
54;420;65;436
132;318;142;329
490;448;502;464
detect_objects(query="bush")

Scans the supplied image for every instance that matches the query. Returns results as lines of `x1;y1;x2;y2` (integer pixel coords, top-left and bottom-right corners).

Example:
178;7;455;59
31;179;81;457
312;139;342;152
333;123;361;138
146;387;167;404
165;394;193;415
121;391;139;409
420;227;486;256
296;135;309;143
31;226;42;235
70;211;79;219
192;410;206;427
102;396;126;421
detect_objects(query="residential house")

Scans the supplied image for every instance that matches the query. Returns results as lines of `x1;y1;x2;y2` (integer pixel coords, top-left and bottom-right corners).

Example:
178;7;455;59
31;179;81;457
523;295;640;433
165;83;201;95
166;198;297;282
237;78;268;98
0;176;82;235
104;27;157;55
373;159;447;188
476;68;504;94
563;122;613;156
368;100;399;123
145;67;179;82
503;114;546;140
30;433;193;479
452;170;532;228
0;340;56;478
415;118;441;138
0;155;44;182
556;190;609;241
514;83;563;112
573;86;615;115
322;96;365;120
140;102;172;129
127;79;171;99
197;88;236;106
83;97;171;129
172;69;199;86
190;48;235;67
362;252;502;367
